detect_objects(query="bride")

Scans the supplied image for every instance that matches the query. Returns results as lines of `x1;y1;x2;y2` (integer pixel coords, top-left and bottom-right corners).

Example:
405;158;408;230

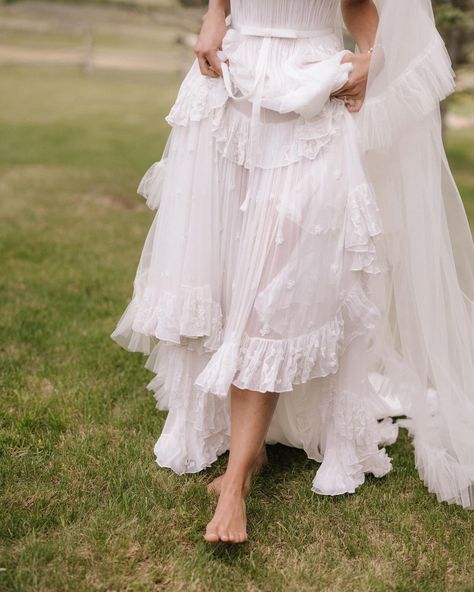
111;0;474;544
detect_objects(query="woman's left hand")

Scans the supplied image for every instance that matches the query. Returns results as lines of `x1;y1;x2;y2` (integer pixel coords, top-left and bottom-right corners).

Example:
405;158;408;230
332;52;371;112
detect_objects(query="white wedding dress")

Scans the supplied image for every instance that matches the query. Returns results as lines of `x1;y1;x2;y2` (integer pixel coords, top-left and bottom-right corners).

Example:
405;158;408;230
112;0;474;505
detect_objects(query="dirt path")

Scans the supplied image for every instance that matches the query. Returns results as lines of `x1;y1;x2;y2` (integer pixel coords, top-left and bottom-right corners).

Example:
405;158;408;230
0;44;194;73
0;0;199;72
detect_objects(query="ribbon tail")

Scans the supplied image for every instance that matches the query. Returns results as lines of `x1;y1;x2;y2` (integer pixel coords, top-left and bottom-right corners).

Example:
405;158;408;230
239;36;271;212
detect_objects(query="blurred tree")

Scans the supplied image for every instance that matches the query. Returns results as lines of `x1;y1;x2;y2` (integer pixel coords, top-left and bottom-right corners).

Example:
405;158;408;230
179;0;206;5
433;0;474;68
432;0;474;132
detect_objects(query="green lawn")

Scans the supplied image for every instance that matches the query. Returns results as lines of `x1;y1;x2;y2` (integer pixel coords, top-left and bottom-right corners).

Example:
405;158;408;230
2;0;177;7
1;63;473;592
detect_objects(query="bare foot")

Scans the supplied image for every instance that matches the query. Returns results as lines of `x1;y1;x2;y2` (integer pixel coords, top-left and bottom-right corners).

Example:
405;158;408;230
207;445;268;495
204;480;248;544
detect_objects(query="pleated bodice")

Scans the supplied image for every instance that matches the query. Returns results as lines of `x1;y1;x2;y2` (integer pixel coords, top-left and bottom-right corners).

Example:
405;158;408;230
230;0;340;31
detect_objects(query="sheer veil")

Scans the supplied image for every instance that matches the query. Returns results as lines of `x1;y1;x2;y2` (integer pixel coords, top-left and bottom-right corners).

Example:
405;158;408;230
356;0;474;507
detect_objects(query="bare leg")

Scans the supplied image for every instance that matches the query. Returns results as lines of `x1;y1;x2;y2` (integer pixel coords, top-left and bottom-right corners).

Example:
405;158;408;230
204;384;279;543
207;444;268;495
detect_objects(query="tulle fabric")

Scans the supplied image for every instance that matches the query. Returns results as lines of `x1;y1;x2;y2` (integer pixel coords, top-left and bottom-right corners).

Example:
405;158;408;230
111;0;474;506
354;0;474;508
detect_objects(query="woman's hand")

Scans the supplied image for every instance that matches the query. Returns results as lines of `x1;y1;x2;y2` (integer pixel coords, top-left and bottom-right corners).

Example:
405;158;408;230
194;9;228;78
332;52;371;112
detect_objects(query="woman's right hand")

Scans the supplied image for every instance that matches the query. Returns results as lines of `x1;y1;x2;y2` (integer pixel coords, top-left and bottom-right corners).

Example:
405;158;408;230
194;9;228;78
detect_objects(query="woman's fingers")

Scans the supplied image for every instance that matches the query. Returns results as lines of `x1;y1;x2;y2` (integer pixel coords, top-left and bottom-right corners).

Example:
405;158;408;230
332;78;360;98
345;98;363;112
332;51;370;109
205;50;223;76
196;53;218;77
332;86;360;98
333;76;367;98
196;52;222;78
195;9;227;77
197;56;217;78
334;93;365;110
331;83;365;110
340;51;354;64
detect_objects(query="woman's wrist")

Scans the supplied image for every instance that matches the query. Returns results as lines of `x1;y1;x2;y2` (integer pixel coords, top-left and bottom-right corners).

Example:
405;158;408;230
203;0;229;20
358;51;372;66
356;43;374;55
366;42;383;55
202;7;226;21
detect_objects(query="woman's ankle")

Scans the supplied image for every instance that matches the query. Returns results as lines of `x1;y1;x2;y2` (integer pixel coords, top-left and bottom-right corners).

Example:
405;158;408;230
220;470;252;494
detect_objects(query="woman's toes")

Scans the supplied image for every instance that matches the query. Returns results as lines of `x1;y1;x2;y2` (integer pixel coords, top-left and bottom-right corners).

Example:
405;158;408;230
219;530;230;542
207;474;225;495
204;531;219;543
207;477;222;494
232;532;244;543
226;530;246;543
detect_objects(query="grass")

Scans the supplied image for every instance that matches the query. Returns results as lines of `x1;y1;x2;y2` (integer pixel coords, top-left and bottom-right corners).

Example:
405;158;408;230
2;0;177;8
1;56;474;592
0;0;201;74
444;95;474;222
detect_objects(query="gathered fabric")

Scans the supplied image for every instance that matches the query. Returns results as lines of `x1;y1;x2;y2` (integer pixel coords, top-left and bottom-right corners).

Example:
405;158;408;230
111;0;474;507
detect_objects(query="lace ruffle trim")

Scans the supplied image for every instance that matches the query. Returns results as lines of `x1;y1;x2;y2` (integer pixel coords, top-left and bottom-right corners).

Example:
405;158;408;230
146;343;230;474
136;159;167;210
345;183;384;275
110;284;223;355
164;58;345;170
111;181;383;359
145;342;398;483
194;280;381;396
359;37;455;151
210;100;345;169
165;61;229;127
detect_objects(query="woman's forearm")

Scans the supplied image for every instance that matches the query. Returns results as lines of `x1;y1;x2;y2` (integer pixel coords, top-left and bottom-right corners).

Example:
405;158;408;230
204;0;230;19
195;0;229;77
332;0;380;111
341;0;378;52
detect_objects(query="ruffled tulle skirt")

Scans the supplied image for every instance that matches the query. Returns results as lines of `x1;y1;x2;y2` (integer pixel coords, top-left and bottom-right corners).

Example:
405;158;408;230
111;55;404;496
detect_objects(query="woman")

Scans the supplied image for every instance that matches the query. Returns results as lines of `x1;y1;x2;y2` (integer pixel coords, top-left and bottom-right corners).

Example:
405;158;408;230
112;0;474;544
